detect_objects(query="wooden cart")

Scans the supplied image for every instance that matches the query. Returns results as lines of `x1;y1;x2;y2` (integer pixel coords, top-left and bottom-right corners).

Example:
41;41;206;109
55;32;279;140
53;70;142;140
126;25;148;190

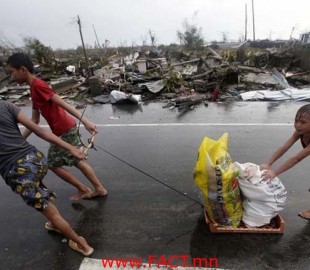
204;210;285;234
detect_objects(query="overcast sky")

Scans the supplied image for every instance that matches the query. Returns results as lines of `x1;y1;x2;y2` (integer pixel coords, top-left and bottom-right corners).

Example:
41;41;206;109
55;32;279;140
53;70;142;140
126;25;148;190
0;0;309;49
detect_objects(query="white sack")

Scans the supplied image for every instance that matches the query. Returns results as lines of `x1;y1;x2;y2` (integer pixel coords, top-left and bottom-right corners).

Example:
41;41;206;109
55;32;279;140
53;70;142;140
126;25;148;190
234;162;287;227
110;90;141;104
66;65;76;73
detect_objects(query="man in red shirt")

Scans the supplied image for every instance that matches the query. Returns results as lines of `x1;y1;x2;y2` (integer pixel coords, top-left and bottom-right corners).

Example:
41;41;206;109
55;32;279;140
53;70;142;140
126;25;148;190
7;53;107;201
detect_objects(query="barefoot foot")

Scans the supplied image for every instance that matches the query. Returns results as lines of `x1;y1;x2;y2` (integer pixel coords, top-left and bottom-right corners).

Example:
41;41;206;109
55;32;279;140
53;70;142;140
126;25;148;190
298;210;310;220
70;188;92;201
81;189;108;200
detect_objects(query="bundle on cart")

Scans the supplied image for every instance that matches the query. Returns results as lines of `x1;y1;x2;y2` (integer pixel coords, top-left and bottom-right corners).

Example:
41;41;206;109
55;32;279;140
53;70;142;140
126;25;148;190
194;133;286;234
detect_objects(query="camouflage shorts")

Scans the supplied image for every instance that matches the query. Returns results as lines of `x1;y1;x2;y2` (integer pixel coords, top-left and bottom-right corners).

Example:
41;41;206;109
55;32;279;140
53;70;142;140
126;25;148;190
47;126;83;167
5;149;56;212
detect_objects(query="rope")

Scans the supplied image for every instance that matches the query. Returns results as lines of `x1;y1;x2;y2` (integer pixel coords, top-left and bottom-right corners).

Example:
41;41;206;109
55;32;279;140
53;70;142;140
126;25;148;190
77;104;89;149
76;105;202;206
95;144;203;206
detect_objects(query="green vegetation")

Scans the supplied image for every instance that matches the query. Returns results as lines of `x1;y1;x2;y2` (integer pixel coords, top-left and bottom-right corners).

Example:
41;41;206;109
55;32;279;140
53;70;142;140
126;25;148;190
177;20;205;51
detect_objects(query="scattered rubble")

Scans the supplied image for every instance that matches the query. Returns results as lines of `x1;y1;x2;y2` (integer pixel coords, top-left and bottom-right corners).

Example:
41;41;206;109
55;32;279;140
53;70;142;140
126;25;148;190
1;40;310;111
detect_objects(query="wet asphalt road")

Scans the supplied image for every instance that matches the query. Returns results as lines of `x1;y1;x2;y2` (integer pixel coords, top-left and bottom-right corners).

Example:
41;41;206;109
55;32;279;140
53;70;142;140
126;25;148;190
1;101;310;270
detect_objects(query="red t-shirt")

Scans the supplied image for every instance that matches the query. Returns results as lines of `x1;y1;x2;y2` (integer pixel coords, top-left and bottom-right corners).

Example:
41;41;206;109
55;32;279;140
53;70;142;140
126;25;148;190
30;78;76;136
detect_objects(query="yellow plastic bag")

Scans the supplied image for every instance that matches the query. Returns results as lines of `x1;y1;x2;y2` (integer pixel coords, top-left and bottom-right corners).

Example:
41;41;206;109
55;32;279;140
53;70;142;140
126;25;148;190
194;133;242;227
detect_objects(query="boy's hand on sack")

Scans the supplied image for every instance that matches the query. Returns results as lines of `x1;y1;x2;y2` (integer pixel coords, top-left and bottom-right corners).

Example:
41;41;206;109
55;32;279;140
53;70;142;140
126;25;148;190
260;164;271;170
262;169;276;181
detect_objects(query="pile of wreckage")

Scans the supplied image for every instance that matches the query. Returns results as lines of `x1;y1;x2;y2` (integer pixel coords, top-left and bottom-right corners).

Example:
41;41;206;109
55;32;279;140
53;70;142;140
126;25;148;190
1;40;310;111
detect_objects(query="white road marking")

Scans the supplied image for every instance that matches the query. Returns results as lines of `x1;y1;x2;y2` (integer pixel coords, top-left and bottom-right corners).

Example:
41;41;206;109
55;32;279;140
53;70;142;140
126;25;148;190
79;258;227;270
94;123;292;127
18;123;292;129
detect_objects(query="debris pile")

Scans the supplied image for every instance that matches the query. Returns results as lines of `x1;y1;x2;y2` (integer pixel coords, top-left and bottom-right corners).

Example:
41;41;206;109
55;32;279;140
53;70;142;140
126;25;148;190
1;40;310;109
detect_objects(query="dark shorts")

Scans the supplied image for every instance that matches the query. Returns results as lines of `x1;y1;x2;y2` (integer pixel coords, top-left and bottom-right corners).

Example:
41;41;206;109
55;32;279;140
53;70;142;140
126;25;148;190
47;126;83;167
5;149;56;212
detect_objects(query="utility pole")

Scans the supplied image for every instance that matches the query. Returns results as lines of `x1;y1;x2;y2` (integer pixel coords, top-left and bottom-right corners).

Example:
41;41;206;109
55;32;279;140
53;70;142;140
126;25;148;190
245;3;248;41
290;26;295;40
252;0;256;41
92;24;101;48
77;15;91;76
